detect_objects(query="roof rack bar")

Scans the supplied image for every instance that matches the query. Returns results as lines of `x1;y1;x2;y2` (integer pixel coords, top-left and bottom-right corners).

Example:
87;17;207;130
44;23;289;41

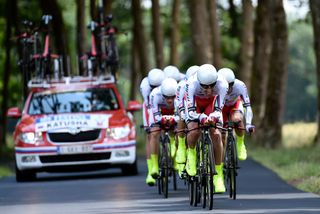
27;75;115;89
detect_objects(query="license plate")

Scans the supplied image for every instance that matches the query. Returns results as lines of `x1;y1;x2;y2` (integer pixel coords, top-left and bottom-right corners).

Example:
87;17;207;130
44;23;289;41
58;145;93;154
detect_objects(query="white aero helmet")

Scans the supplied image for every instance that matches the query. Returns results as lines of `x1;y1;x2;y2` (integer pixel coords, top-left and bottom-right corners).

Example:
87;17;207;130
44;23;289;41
163;65;181;81
161;78;178;97
218;68;235;84
197;64;218;85
186;65;200;78
148;68;165;87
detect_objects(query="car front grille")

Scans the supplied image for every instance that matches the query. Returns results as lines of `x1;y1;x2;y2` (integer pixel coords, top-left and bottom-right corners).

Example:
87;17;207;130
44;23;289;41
47;130;101;143
40;152;111;163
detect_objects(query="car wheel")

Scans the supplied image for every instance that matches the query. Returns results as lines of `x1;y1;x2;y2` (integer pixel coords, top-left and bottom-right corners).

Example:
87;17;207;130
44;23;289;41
15;164;36;182
121;158;138;176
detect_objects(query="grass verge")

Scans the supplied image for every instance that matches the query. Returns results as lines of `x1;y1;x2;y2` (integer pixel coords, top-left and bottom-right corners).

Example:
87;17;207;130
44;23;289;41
249;122;320;195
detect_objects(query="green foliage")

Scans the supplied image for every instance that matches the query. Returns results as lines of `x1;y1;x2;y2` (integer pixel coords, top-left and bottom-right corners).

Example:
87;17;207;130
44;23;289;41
285;19;317;122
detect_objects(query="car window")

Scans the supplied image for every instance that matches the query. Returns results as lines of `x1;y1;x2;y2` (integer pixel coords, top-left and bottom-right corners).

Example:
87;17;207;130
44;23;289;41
28;88;119;115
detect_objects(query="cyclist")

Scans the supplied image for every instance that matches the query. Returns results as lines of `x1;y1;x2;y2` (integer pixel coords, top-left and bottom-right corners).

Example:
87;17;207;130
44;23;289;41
185;64;228;193
218;68;255;160
164;65;183;82
175;65;199;175
162;65;182;159
148;78;179;179
140;68;165;186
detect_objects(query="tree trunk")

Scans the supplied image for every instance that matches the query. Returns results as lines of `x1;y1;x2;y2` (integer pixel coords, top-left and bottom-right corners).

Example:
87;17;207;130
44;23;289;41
103;0;112;15
76;0;86;75
40;0;70;76
207;0;222;69
263;0;288;148
310;0;320;145
1;0;17;150
188;0;212;64
151;0;164;68
250;0;272;130
228;0;239;38
169;0;181;66
130;33;140;101
132;0;150;77
90;0;98;21
238;0;254;88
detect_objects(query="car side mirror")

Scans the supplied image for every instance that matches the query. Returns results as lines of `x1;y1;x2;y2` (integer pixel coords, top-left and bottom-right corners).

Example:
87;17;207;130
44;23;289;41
127;100;142;112
7;107;22;118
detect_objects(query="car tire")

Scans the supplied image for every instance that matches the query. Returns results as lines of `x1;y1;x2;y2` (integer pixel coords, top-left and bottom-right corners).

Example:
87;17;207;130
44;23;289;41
121;158;138;176
15;164;36;182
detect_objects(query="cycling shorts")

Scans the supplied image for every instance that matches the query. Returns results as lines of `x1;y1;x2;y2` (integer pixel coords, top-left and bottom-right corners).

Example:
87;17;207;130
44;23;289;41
142;103;150;129
222;97;244;124
195;96;217;116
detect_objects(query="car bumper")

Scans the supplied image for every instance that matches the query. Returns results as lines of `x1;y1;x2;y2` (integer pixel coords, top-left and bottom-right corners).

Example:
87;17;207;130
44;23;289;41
15;140;136;171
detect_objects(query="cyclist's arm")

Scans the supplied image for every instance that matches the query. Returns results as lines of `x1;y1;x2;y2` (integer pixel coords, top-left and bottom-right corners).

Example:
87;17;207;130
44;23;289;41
237;79;253;125
185;81;200;120
150;89;162;123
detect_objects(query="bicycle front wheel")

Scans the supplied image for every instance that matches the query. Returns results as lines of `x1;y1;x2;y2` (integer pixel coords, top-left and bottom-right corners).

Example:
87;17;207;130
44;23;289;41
161;135;170;198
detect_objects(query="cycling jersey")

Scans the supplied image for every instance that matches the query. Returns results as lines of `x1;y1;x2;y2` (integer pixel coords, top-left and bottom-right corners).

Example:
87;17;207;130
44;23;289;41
149;86;176;125
139;77;153;128
223;79;253;125
185;75;228;121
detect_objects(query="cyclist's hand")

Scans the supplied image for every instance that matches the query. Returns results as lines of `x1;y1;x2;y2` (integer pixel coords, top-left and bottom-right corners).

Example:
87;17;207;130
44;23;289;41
208;111;222;125
161;116;176;126
199;113;208;125
246;124;255;133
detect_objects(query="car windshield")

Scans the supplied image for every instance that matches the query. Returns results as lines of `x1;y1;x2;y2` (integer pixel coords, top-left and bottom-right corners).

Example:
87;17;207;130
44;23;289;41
28;88;119;115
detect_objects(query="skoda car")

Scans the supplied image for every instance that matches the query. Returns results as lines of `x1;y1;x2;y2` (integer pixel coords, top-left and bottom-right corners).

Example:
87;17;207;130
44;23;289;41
7;76;141;181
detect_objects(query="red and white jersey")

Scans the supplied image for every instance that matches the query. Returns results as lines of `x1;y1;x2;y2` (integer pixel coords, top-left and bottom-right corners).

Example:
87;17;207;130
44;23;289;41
224;78;253;125
185;74;228;118
224;79;250;107
176;74;198;111
139;77;153;107
149;86;175;124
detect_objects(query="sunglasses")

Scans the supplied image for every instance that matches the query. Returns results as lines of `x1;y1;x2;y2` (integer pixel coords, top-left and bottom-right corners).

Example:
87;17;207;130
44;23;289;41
200;83;216;89
229;82;234;87
163;95;176;99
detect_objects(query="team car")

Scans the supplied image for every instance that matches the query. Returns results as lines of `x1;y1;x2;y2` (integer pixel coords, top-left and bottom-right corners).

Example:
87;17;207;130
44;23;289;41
7;75;141;181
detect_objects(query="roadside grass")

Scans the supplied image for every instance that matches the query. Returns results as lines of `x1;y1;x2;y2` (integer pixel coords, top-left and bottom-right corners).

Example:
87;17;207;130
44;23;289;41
0;135;14;178
249;122;320;195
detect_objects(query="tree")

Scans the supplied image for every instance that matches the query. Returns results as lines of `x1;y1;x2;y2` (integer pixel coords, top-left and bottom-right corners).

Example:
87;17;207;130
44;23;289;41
250;0;272;129
0;0;17;151
169;0;181;66
310;0;320;145
151;0;164;68
207;0;222;68
263;0;288;148
132;0;150;77
76;0;86;75
40;0;70;76
188;0;212;64
238;0;254;88
228;0;240;38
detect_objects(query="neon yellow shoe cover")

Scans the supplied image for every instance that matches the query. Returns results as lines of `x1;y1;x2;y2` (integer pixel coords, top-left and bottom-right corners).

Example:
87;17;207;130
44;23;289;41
186;148;196;176
176;136;187;163
214;164;226;193
236;135;247;160
150;154;159;179
169;135;176;157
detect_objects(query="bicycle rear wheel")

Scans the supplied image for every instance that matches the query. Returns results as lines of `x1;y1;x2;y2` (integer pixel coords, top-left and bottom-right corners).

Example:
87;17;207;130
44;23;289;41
228;135;237;200
161;135;170;198
206;141;214;210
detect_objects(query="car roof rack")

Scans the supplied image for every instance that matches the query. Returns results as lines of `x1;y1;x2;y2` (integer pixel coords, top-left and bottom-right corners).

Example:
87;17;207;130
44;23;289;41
28;75;115;89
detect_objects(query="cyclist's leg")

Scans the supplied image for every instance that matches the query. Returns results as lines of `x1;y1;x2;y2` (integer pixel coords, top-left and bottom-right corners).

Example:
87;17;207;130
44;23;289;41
143;104;155;185
210;128;226;193
231;99;247;160
149;126;161;178
186;121;200;176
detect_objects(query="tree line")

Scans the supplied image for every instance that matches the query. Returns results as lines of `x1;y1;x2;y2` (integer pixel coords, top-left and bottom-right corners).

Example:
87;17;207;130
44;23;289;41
0;0;319;154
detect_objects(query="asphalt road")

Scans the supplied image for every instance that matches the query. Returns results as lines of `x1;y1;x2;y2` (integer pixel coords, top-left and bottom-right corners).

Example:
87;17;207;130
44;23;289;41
0;158;319;214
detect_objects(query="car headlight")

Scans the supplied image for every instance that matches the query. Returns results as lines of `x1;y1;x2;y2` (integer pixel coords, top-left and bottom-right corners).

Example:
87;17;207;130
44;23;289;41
20;132;43;144
107;125;131;140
